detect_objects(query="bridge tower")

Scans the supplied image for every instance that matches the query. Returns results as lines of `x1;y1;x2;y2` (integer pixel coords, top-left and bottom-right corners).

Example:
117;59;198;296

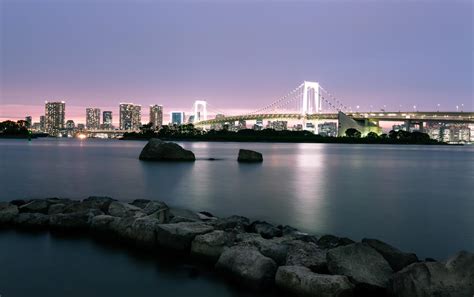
193;100;208;122
301;81;321;115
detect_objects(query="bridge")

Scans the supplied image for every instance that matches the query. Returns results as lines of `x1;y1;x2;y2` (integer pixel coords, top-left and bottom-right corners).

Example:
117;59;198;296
194;81;474;130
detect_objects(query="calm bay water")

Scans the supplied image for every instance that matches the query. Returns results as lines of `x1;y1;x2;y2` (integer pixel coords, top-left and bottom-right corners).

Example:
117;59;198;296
1;138;473;292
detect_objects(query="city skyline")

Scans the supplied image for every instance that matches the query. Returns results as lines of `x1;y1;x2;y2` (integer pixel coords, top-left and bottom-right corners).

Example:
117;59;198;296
1;1;472;123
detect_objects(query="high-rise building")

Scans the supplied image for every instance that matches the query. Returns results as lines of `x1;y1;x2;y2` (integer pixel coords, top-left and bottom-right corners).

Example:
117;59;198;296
25;116;32;127
66;120;75;129
103;111;113;129
170;111;185;125
45;101;65;136
149;105;163;130
86;108;101;130
120;103;141;130
40;115;46;131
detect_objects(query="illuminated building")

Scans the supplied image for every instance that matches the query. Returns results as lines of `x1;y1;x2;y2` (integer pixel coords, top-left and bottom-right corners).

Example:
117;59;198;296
120;103;141;130
149;105;163;129
86;108;101;130
45;101;65;136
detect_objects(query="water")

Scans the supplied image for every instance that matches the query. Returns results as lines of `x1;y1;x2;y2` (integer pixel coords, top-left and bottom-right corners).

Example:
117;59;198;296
1;139;473;260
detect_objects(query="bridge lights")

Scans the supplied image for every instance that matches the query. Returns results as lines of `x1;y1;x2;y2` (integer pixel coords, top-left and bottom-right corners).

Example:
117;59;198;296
456;105;459;112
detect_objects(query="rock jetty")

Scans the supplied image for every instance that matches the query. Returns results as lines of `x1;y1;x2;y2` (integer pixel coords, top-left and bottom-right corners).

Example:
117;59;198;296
0;198;473;297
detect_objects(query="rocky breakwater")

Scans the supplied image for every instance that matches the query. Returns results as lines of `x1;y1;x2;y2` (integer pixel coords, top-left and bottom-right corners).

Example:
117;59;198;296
1;198;473;297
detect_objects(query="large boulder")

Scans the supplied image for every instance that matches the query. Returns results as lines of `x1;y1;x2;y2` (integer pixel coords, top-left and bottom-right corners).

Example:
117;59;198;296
139;139;195;161
129;199;152;209
362;238;418;271
108;201;144;218
212;215;250;232
49;209;102;230
276;266;354;297
327;243;393;289
216;246;277;288
129;216;163;247
248;220;282;239
82;196;116;212
14;213;49;228
0;203;19;224
318;234;354;249
18;199;50;214
155;222;214;251
286;240;328;273
237;149;263;162
191;230;236;262
90;215;118;233
235;233;288;265
168;207;201;223
389;251;474;297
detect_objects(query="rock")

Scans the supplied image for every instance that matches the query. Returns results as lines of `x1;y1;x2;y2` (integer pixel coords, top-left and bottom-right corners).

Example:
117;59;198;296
129;216;163;247
196;212;216;221
191;230;236;262
327;243;393;289
318;234;354;249
389;251;474;297
45;198;73;205
249;221;282;239
48;203;67;215
216;246;277;288
82;196;116;212
108;201;144;218
18;199;50;214
10;200;27;206
129;199;151;209
276;266;354;297
212;215;250;232
142;201;169;223
362;238;418;271
0;203;19;224
168;207;201;223
139;139;195;161
90;215;118;233
155;222;214;251
237;149;263;162
286;240;328;273
49;209;102;230
109;217;136;240
236;233;288;265
14;213;49;228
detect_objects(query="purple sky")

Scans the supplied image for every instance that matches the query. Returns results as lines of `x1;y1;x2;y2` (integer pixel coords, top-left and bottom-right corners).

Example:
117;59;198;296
1;0;472;124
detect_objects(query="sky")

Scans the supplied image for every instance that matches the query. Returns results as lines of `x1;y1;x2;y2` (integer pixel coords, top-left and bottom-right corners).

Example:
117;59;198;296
1;0;472;124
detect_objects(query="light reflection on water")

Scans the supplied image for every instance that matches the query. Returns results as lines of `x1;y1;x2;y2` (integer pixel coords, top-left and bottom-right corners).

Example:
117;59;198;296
1;138;473;259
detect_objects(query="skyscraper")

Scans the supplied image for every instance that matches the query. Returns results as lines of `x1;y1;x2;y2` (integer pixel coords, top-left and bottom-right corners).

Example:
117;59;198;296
45;101;65;136
25;116;32;127
170;111;185;125
119;103;141;130
149;105;163;130
86;108;101;130
40;115;46;131
103;111;113;129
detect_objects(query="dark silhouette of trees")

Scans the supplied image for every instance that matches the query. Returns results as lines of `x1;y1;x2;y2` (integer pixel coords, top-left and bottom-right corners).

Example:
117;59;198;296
345;128;362;138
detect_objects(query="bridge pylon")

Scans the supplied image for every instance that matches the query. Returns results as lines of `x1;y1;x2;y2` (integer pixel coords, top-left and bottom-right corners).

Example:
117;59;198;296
301;81;321;115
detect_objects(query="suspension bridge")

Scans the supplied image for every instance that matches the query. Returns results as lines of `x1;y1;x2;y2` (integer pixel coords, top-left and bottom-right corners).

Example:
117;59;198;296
193;81;474;131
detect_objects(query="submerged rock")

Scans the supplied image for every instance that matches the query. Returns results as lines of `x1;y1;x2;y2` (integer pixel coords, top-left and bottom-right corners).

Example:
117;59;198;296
276;266;354;297
389;251;474;297
327;243;393;289
139;139;195;161
216;246;277;288
362;238;418;271
237;149;263;162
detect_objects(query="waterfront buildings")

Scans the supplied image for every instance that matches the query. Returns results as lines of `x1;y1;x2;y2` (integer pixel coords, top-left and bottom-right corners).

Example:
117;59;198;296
40;115;46;131
318;122;338;137
102;111;113;129
119;103;141;131
86;108;101;130
44;101;65;136
149;105;163;130
65;120;75;129
267;120;288;131
170;111;185;125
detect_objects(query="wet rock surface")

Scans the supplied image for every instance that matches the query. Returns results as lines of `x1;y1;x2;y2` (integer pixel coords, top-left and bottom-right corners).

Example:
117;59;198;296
139;139;195;161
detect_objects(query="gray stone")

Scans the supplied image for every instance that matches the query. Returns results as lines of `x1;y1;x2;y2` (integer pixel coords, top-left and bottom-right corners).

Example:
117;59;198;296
18;199;50;214
82;196;116;211
237;149;263;162
191;230;236;261
276;266;354;297
129;216;163;247
389;251;474;297
129;199;151;209
236;233;288;265
139;139;195;161
286;240;328;273
362;238;418;271
156;222;214;251
216;246;277;288
318;234;354;249
90;215;118;233
14;213;49;228
327;243;393;288
168;207;201;223
0;203;19;224
212;215;250;232
49;209;102;230
48;203;67;215
249;221;282;239
108;201;144;218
